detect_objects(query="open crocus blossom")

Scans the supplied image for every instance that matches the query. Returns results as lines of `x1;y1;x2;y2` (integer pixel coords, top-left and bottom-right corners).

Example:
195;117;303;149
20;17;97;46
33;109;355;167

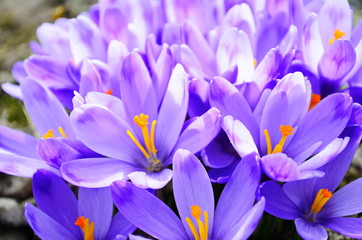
261;125;362;239
111;149;265;240
210;71;354;182
61;53;222;189
25;169;135;240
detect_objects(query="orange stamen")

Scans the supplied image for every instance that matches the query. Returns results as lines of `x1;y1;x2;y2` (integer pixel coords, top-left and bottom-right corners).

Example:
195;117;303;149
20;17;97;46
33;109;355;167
310;189;333;213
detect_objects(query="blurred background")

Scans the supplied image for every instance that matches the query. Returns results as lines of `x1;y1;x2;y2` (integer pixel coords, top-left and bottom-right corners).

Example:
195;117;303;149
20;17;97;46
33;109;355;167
0;0;361;239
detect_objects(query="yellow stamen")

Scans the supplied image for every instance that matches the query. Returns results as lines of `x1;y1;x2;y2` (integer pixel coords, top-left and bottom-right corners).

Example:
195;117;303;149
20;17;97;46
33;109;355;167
310;189;333;213
253;59;257;68
127;114;161;171
186;217;200;240
58;127;67;138
127;113;157;158
75;216;95;240
263;129;272;155
185;205;209;240
150;120;157;155
43;130;55;139
42;127;67;139
264;125;294;154
134;115;153;155
309;93;321;111
126;130;150;159
328;29;346;45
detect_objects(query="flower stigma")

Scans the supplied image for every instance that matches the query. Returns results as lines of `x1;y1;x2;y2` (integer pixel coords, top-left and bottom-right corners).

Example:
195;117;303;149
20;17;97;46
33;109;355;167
185;205;209;240
104;89;113;95
328;29;346;45
126;113;163;172
309;93;321;110
310;189;333;213
42;127;67;139
264;125;294;155
75;216;95;240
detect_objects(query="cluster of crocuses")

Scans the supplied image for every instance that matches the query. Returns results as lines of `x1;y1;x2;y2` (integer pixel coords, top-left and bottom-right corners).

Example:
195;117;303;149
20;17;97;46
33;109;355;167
1;0;362;239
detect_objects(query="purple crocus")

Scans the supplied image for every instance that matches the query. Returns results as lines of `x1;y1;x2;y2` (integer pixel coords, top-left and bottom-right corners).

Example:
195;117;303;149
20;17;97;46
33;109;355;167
210;71;353;182
25;169;135;240
0;77;100;177
260;126;362;239
61;53;222;189
289;0;360;98
111;149;265;240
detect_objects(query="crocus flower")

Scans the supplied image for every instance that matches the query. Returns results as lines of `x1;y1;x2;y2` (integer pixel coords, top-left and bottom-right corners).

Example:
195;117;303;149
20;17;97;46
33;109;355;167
289;0;362;100
4;0;165;109
0;77;101;178
111;149;265;240
0;78;75;177
25;169;135;240
210;71;353;182
61;53;222;189
260;125;362;239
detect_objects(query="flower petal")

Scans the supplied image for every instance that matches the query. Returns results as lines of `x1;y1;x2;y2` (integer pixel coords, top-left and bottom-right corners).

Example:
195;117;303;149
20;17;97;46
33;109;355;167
302;13;324;74
84;92;126;118
285;93;352;161
2;83;23;100
32;170;79;235
78;187;113;240
0;153;56;178
295;218;327;240
260;72;310;155
210;76;259;141
24;203;79;240
260;153;300;182
183;21;216;77
202;130;239;168
0;126;39;159
319;40;356;80
318;0;352;48
23;55;72;89
207;160;240;184
320;178;362;218
69;15;107;63
172;108;222;162
61;158;138;188
21;77;75;138
155;64;188;160
173;149;214;239
222;115;258;157
297;137;349;171
111;181;187;240
252;48;282;90
320;217;362;239
128;168;173;189
70;105;142;164
213;153;261;238
120;52;157;121
315;125;362;192
260;181;301;220
106;212;136;240
223;198;265;240
216;28;254;84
